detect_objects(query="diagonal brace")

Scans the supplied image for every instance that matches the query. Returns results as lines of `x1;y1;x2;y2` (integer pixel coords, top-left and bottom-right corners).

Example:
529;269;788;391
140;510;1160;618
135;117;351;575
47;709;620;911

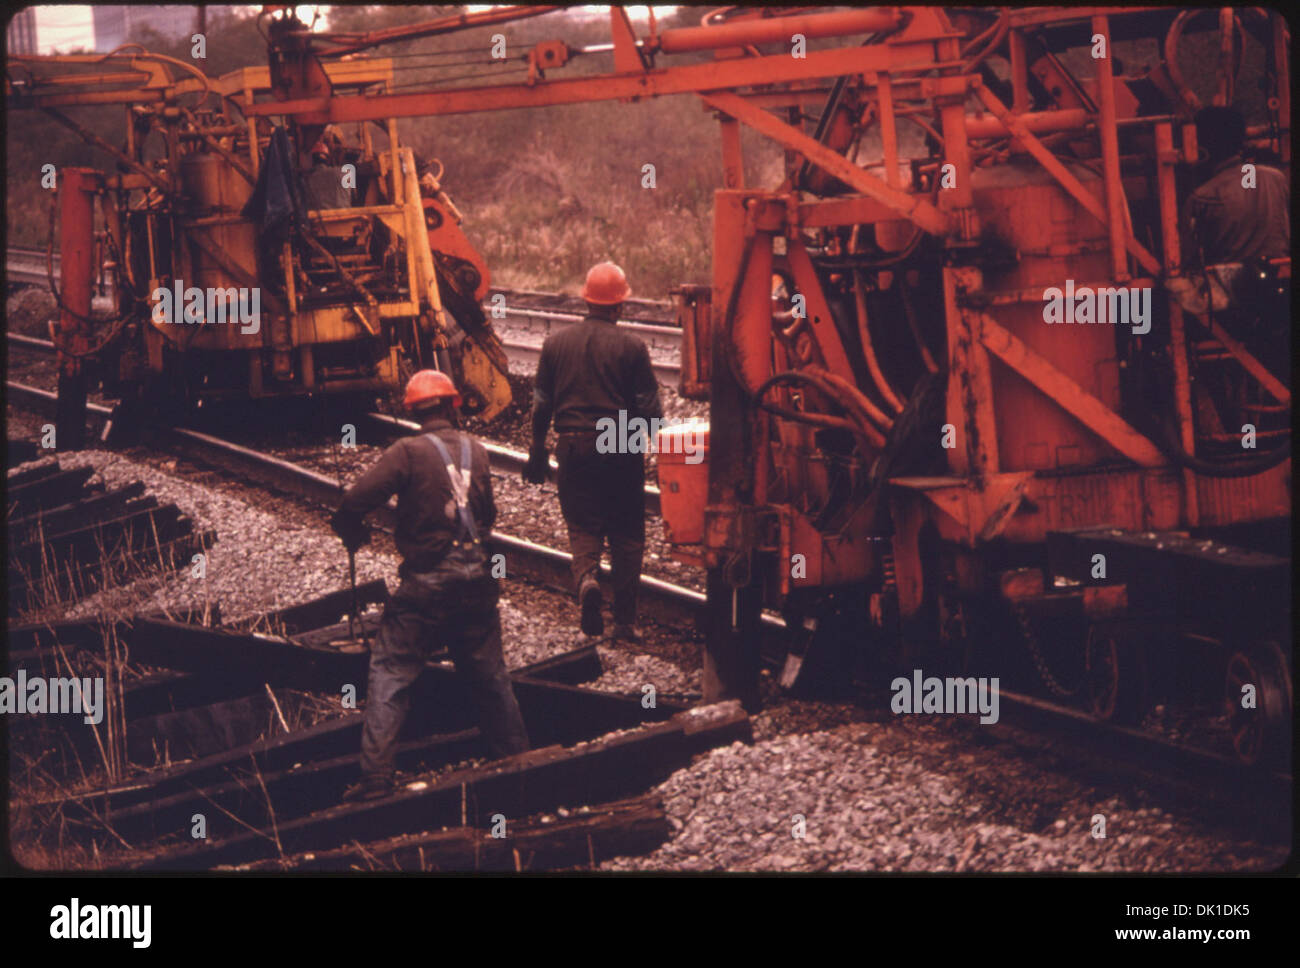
978;312;1164;467
974;85;1161;275
701;91;951;237
1203;318;1290;405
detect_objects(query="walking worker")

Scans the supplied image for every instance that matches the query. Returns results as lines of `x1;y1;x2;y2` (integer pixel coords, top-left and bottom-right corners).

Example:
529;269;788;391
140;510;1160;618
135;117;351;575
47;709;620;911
522;261;663;642
330;369;529;802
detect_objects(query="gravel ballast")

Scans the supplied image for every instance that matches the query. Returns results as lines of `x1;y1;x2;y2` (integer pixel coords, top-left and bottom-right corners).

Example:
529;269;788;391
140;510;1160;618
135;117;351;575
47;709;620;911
602;706;1288;873
8;407;1286;874
6;419;702;684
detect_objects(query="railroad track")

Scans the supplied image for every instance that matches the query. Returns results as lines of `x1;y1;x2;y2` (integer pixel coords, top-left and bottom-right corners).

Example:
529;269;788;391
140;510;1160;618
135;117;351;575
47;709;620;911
501;334;680;383
9;585;748;871
484;284;675;326
6;379;690;624
6;246;682;378
7;455;213;615
5;382;737;871
6;245;63;288
9;378;1290;827
5;334;665;514
7;245;115;309
492;304;682;381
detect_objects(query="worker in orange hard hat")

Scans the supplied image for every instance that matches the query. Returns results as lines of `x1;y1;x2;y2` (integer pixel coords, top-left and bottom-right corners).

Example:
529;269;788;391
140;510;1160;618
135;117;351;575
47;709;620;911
331;368;528;801
402;368;461;408
580;261;633;305
309;124;344;162
523;261;663;643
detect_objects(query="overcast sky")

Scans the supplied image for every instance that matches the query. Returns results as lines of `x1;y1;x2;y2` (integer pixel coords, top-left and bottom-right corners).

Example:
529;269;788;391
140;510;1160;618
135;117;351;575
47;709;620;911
32;5;675;54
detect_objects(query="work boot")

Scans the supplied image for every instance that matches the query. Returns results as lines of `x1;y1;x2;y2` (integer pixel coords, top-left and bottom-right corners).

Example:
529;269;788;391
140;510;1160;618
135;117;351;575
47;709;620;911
579;576;603;637
610;624;643;644
342;772;395;803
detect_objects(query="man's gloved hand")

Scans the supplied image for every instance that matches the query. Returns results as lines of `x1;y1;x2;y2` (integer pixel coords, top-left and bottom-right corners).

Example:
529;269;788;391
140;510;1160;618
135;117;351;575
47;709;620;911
329;510;370;553
522;446;549;485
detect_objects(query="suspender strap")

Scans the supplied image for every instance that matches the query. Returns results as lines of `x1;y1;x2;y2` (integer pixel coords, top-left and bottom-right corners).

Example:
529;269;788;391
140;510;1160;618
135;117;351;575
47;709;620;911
424;432;479;544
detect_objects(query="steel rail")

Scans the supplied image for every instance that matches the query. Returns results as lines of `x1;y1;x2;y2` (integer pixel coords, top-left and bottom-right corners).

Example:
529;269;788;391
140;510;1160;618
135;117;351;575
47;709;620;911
361;411;664;516
500;335;680;382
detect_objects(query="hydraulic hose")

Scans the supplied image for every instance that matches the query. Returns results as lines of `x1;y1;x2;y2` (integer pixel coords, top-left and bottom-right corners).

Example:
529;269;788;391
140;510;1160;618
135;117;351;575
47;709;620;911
803;365;894;436
1152;412;1291;478
721;230;761;396
852;269;906;414
960;11;1009;74
755;369;887;451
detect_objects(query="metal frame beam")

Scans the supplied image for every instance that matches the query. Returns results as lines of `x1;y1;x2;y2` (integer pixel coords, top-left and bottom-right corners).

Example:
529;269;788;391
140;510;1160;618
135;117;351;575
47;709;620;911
244;43;950;125
978;313;1164;467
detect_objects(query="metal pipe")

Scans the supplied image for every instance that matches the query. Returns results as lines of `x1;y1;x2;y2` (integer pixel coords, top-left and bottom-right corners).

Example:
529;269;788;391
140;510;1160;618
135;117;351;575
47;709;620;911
939;99;973;219
316;5;561;57
1155;122;1199;525
1009;28;1029;111
874;71;918;253
1216;7;1235;106
963;108;1089;139
659;8;900;54
1092;15;1129;282
43;107;172;196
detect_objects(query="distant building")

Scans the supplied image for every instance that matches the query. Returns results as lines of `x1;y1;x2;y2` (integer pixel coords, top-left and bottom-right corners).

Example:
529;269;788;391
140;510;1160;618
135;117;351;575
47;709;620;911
6;7;38;55
92;6;204;52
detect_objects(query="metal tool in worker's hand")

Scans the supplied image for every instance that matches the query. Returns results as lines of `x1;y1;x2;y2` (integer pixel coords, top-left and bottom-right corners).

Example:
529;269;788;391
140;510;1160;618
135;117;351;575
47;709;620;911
348;543;370;650
329;423;371;650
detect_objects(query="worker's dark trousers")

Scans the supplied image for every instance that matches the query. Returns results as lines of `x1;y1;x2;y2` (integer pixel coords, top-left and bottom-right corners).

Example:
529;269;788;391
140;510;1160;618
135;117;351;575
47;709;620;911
361;568;529;776
555;433;646;627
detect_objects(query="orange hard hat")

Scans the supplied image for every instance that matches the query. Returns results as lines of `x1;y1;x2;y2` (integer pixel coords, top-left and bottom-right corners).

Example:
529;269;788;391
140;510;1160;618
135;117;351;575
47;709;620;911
404;369;461;410
580;261;631;305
